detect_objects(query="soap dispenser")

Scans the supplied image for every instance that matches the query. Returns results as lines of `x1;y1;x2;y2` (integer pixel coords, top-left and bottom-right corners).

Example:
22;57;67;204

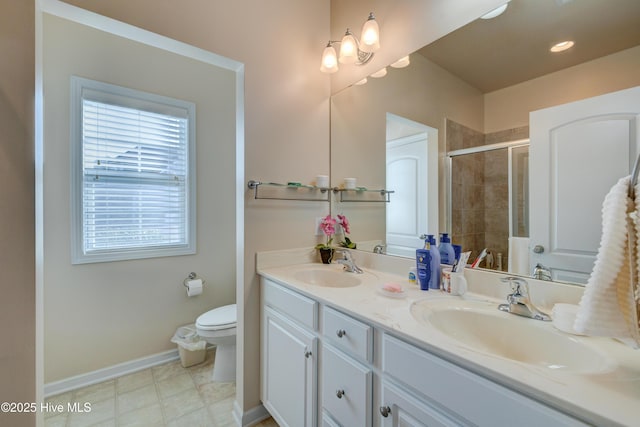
438;233;456;266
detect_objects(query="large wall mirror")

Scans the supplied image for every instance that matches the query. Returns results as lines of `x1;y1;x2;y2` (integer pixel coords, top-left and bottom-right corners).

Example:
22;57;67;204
330;0;640;286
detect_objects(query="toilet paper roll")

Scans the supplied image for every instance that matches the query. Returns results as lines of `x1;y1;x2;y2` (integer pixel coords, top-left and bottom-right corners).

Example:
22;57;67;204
186;279;203;297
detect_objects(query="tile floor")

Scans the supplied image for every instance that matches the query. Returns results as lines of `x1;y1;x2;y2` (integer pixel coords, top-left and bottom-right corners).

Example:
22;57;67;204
44;349;278;427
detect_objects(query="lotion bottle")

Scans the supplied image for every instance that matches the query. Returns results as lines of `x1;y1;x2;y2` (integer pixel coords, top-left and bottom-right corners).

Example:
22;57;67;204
415;249;431;291
438;233;456;266
426;235;441;289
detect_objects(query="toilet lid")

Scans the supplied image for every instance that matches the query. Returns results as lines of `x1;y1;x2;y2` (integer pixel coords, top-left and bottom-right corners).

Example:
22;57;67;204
196;304;237;330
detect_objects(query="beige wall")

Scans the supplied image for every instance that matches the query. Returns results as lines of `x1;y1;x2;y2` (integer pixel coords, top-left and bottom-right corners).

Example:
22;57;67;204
42;13;238;382
0;0;35;425
485;45;640;133
331;53;484;239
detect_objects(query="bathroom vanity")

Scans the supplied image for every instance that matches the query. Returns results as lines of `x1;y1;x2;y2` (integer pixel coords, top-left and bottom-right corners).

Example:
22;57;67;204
257;249;640;427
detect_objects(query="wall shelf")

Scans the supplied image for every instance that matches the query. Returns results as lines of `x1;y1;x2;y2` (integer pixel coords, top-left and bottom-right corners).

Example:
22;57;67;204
248;180;394;202
248;180;331;202
334;188;394;203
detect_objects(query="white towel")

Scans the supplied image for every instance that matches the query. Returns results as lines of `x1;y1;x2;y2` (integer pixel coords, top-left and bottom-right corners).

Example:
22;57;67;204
508;237;530;276
574;176;640;348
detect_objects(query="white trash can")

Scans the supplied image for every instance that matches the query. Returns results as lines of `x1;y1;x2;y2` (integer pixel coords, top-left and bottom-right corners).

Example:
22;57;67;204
171;324;207;368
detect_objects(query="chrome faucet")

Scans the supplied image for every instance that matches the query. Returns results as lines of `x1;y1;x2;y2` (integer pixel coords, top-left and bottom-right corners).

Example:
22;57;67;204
498;277;551;321
334;249;363;274
532;263;552;281
373;244;385;254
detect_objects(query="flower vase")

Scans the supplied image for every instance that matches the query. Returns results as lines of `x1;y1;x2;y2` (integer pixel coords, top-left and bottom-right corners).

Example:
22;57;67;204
319;248;334;264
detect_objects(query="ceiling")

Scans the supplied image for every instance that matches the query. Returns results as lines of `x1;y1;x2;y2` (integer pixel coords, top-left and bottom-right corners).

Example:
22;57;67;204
418;0;640;93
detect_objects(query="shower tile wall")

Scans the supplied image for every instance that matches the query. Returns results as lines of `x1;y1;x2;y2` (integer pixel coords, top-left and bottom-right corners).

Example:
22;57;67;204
449;120;485;262
447;119;529;270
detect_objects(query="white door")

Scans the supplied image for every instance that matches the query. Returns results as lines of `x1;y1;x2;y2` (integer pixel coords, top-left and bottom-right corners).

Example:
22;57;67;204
386;134;428;256
385;114;438;257
529;86;640;283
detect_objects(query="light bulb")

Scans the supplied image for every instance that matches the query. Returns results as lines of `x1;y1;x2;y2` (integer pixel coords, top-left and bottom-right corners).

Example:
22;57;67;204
359;13;380;53
320;44;339;73
339;30;358;64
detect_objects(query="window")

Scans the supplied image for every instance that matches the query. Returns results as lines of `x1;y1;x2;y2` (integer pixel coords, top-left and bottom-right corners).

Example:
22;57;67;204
71;77;196;263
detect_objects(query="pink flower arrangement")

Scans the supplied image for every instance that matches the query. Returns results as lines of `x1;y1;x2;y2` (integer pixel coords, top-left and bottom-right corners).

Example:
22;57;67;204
315;214;353;249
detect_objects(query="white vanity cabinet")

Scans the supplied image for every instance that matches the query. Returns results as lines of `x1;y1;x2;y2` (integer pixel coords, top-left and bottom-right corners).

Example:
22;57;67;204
261;279;319;427
260;276;588;427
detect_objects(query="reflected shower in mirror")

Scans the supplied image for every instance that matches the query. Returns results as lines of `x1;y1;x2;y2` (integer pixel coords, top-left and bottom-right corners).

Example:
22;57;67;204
446;118;529;274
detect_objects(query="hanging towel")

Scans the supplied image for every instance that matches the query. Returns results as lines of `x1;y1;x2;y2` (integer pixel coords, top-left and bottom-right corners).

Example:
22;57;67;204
508;237;530;276
574;176;640;348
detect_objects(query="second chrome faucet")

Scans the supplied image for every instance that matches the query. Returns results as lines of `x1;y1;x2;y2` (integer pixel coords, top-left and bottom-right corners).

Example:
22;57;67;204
498;277;551;321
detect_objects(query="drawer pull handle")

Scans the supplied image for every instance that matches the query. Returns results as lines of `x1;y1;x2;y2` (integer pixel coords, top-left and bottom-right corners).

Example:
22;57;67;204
336;389;345;399
336;329;347;338
304;351;312;358
379;406;391;417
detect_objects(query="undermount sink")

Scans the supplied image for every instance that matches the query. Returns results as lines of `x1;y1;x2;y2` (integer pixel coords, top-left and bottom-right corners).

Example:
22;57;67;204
293;268;363;288
410;298;611;374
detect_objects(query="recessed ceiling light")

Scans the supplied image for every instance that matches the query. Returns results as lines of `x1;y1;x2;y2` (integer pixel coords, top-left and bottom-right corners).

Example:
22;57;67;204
550;40;575;52
480;2;510;19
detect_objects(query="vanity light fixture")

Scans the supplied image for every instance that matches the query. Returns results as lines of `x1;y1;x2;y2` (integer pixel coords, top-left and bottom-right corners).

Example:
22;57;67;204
550;40;575;52
354;77;368;86
390;55;410;68
320;12;380;73
480;1;510;19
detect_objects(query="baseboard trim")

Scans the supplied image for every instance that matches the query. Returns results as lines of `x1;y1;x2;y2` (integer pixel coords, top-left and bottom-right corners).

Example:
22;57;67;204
233;400;270;427
44;349;180;397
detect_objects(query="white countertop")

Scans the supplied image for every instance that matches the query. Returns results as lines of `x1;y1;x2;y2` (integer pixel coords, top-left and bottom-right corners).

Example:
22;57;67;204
257;255;640;427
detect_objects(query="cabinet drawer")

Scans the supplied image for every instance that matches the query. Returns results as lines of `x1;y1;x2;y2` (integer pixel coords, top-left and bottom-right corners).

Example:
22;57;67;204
262;278;318;330
322;306;372;362
382;333;587;427
322;344;372;427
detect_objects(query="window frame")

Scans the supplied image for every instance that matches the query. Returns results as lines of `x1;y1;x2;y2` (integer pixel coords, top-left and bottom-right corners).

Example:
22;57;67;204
70;76;197;264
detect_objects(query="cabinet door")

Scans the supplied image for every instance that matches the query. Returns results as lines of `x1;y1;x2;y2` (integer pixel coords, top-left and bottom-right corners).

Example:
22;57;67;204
262;306;317;427
379;382;460;427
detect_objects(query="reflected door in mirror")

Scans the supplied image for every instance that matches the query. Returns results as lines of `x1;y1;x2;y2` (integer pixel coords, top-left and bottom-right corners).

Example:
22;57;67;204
530;86;640;283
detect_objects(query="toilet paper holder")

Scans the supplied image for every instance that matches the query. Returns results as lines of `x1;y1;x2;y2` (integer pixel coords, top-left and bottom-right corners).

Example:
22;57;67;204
183;272;206;287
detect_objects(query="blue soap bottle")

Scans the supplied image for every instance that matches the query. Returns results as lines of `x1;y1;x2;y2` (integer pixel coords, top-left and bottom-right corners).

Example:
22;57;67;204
438;233;456;266
426;235;441;289
416;248;431;291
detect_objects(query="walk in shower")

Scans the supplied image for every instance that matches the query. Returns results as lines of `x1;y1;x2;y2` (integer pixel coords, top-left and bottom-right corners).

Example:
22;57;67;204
447;139;529;271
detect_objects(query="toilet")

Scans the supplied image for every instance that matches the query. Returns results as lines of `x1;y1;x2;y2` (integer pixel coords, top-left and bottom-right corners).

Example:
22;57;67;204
195;303;237;382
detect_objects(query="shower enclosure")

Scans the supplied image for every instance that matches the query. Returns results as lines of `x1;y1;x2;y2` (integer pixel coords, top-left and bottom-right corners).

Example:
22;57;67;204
447;139;529;270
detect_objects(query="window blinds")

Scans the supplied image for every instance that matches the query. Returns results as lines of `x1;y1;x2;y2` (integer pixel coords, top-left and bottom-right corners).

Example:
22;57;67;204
82;99;189;253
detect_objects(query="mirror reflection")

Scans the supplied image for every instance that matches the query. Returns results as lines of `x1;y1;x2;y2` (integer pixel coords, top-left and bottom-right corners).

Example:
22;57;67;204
330;0;640;285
